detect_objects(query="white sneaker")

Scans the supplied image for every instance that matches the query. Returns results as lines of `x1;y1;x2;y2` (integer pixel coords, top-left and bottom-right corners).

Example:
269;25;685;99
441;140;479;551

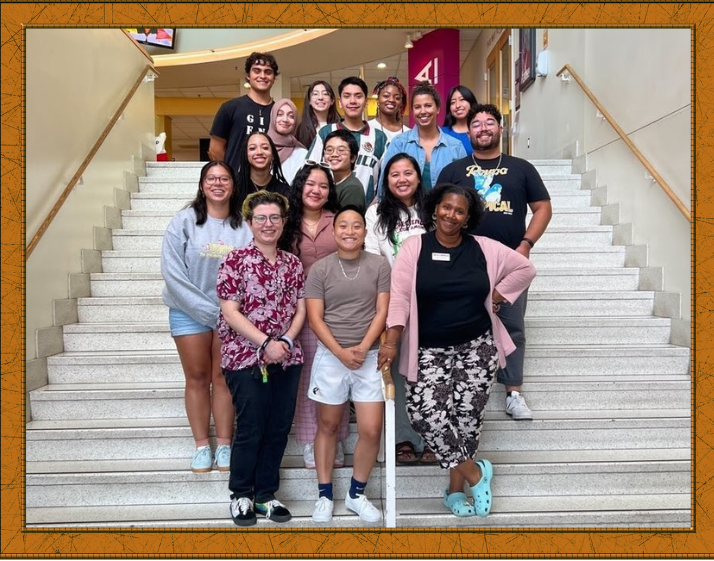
311;496;334;523
303;443;316;469
345;491;382;523
505;391;533;420
334;441;345;468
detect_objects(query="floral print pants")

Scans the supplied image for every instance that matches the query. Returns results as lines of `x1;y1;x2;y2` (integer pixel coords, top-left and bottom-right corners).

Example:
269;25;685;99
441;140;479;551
406;332;499;469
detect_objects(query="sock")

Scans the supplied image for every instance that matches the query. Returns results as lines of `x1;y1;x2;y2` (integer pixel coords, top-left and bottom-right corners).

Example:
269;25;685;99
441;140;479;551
318;483;333;501
349;477;367;499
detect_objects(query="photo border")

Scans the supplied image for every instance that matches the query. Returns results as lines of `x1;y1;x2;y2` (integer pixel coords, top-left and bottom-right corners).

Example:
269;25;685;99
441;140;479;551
2;2;704;557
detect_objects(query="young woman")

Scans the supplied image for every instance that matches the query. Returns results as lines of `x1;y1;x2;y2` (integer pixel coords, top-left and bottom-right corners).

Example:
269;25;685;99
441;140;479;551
234;131;289;206
161;161;252;473
279;163;351;471
267;98;307;185
364;153;437;466
367;77;410;143
442;85;478;154
217;190;306;527
305;206;391;524
380;81;467;192
296;80;340;149
378;184;536;519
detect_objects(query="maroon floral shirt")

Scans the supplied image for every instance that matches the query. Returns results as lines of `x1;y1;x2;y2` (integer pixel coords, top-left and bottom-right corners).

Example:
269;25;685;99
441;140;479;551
217;242;305;370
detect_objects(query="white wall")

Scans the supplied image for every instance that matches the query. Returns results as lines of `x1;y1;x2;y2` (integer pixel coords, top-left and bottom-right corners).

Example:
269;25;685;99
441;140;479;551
515;28;691;322
26;29;155;360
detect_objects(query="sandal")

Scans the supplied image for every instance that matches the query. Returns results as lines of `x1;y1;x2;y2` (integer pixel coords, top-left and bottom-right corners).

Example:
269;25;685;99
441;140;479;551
468;459;494;517
443;489;476;517
419;447;439;465
396;441;419;465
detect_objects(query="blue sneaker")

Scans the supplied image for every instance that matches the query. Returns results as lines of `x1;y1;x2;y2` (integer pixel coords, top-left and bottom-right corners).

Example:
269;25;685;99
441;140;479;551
191;446;212;473
215;445;231;472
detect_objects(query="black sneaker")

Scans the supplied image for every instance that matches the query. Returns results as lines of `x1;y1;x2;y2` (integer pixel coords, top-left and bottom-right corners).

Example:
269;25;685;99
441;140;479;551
230;497;256;526
255;499;292;523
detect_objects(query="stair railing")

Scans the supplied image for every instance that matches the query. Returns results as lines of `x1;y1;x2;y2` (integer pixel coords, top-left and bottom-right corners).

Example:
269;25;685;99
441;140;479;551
380;360;396;527
556;63;691;222
26;62;158;259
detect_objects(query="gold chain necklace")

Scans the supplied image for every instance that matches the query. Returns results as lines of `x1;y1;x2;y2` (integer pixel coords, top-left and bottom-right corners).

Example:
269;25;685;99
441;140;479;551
471;152;502;171
337;254;361;281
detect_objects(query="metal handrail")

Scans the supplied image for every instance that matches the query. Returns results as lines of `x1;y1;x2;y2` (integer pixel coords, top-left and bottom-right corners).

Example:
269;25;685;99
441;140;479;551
26;63;158;259
556;63;691;222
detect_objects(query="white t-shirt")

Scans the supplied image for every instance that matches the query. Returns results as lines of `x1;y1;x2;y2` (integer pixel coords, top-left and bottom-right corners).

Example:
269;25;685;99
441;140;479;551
281;147;308;186
364;205;425;266
367;119;410;145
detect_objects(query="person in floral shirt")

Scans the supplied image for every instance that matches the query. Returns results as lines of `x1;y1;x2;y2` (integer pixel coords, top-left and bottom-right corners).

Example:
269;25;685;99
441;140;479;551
217;190;306;527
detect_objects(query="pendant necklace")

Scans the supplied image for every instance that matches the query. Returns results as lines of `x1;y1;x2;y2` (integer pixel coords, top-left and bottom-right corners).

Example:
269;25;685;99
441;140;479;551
472;152;502;172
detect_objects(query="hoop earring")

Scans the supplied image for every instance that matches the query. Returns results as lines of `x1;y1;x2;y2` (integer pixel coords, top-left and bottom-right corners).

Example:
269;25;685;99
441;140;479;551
432;213;437;220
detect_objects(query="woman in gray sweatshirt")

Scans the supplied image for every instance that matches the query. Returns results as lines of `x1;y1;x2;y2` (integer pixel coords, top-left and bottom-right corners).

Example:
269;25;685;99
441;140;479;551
161;161;253;473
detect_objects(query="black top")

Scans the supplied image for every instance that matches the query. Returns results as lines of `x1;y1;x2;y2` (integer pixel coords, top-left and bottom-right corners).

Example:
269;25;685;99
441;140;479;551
437;153;550;249
238;175;289;207
416;232;491;348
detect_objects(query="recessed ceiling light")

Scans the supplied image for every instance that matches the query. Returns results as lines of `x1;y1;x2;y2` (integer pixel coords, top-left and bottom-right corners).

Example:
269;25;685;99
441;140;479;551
377;62;387;69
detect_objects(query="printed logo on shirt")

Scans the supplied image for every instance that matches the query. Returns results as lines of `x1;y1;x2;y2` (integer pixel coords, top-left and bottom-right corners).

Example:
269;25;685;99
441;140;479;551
362;141;374;153
472;174;513;215
201;241;235;259
465;164;509;177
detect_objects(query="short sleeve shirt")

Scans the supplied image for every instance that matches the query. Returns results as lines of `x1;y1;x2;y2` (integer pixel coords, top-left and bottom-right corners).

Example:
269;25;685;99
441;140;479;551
305;251;391;348
217;242;305;370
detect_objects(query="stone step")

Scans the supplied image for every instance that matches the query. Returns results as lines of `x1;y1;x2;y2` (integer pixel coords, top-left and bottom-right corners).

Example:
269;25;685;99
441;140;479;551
548;191;593;209
528;207;601;227
45;344;690;384
77;297;167;323
29;379;689;421
25;493;691;528
101;251;161;273
24;457;688;508
25;414;690;463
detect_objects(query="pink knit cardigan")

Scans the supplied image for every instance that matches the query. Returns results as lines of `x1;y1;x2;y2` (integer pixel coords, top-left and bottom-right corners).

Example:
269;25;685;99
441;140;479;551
387;234;537;383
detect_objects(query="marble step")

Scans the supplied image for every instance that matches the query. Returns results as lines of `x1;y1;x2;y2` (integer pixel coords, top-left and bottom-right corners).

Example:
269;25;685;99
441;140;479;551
29;380;690;421
25;494;691;528
45;344;690;384
25;414;690;463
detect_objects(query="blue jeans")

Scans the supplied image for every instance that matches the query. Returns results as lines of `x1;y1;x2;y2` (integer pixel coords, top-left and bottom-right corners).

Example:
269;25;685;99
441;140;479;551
223;363;301;502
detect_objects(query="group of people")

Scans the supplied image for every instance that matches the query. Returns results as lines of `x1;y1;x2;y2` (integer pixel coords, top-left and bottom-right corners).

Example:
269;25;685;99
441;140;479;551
160;51;553;526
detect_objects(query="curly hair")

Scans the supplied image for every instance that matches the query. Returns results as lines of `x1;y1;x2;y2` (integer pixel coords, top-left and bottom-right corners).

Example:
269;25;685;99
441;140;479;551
467;103;502;126
423;183;484;232
443;85;478;128
373;76;408;120
278;164;338;255
190;161;243;229
234;131;288;206
244;52;279;76
376;153;426;245
411;80;441;109
296;80;340;148
242;190;289;221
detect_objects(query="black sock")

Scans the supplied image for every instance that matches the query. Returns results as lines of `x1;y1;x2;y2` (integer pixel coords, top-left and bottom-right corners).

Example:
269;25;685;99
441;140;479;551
318;483;333;501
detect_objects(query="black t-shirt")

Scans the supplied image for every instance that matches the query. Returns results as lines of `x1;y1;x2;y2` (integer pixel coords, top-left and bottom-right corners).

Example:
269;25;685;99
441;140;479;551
416;232;491;348
238;175;289;207
437;154;550;249
210;95;275;174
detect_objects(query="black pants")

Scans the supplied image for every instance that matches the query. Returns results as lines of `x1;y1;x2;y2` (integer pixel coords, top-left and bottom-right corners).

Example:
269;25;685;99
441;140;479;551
224;363;301;502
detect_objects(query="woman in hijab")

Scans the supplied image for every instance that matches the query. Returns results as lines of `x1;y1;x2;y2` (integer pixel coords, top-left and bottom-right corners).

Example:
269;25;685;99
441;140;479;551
267;98;308;185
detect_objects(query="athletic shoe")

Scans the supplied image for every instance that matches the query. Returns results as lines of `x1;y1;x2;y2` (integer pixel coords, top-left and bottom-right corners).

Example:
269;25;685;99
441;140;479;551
255;499;292;523
303;443;316;469
191;446;212;473
345;492;382;523
230;497;256;526
334;441;345;468
505;391;533;420
214;444;231;472
311;496;334;523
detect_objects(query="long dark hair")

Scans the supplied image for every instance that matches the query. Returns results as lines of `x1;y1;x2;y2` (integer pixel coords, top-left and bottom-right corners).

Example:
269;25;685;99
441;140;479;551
423;183;485;232
376;153;426;245
190;161;243;228
443;85;478;128
279;164;339;255
296;80;340;148
234;131;288;205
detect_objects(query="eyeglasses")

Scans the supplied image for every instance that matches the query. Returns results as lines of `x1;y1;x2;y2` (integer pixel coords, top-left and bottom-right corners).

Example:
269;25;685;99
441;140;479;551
469;119;499;130
252;214;284;225
303;160;332;170
323;147;349;156
204;175;232;184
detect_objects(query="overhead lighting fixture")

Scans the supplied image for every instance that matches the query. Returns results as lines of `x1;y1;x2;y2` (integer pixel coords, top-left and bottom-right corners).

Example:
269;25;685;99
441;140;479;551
413;31;423;41
404;35;414;49
377;62;387;69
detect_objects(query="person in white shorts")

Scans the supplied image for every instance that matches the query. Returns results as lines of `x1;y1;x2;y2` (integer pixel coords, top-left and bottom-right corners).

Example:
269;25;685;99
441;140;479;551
305;206;391;524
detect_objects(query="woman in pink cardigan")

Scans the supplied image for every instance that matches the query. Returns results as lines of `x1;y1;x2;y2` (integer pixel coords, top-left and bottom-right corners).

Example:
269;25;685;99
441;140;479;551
377;183;536;519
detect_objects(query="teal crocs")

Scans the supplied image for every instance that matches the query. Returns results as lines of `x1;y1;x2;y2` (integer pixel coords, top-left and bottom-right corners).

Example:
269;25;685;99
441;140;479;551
468;459;494;517
443;489;476;517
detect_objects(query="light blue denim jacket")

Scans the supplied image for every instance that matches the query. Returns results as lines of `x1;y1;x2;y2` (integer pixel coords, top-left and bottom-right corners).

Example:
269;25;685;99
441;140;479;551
379;126;467;195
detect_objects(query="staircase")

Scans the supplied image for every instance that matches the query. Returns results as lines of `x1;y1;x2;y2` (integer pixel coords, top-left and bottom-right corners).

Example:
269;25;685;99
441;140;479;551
26;160;691;528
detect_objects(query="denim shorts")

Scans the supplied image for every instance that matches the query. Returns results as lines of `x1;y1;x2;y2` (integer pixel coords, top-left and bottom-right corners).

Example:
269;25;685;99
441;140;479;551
168;308;213;337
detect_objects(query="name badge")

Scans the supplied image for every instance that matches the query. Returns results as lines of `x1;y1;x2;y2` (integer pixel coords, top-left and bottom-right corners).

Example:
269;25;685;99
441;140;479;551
432;252;451;262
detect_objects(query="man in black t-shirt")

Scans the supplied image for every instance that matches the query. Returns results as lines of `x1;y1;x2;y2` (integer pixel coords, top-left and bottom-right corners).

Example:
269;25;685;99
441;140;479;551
209;52;278;174
437;103;553;421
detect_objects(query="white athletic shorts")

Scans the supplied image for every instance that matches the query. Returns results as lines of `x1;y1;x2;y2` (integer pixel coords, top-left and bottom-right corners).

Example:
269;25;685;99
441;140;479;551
308;343;384;404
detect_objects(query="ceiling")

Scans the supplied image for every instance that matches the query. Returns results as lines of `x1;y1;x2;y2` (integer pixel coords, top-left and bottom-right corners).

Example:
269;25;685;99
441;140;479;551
152;29;482;157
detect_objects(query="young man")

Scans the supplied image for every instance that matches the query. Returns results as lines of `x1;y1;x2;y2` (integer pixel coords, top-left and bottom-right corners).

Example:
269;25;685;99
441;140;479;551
437;103;553;421
322;129;366;212
209;52;278;174
307;77;387;205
